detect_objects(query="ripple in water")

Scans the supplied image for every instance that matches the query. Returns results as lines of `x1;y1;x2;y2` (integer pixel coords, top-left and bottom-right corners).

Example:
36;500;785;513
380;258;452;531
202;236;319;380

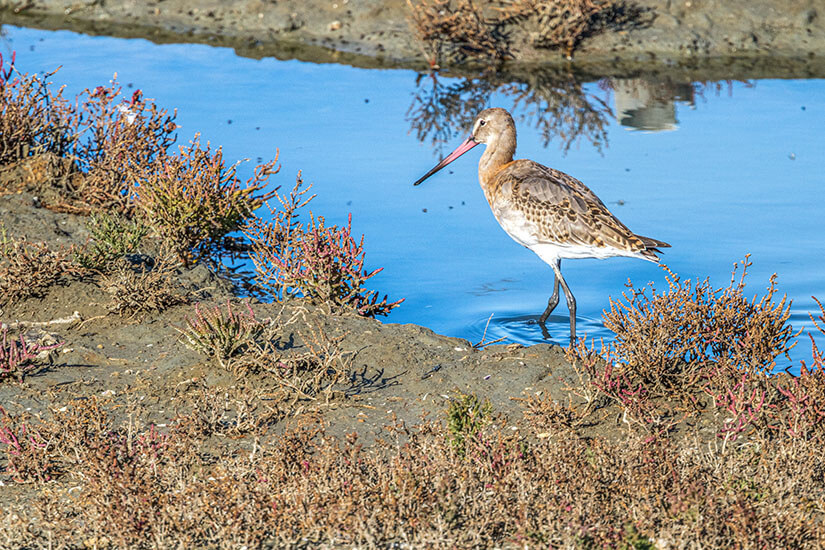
467;311;608;347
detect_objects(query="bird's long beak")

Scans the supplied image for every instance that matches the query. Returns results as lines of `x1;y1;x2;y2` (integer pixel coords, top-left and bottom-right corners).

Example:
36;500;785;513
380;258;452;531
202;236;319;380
413;135;479;186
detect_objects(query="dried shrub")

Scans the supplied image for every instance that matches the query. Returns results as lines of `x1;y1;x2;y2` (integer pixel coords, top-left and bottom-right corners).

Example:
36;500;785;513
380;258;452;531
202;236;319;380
244;176;402;317
0;53;76;166
6;407;825;549
605;256;796;387
406;0;645;66
133;139;278;264
74;212;149;271
178;303;349;409
253;317;350;405
101;252;189;315
0;327;62;383
564;258;825;446
0;232;82;305
499;0;638;55
171;382;283;439
67;82;178;212
406;0;508;67
176;300;264;371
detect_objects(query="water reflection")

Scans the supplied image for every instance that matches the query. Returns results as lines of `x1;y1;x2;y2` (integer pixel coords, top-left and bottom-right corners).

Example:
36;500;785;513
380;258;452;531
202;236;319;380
407;69;611;156
409;71;752;151
608;78;695;131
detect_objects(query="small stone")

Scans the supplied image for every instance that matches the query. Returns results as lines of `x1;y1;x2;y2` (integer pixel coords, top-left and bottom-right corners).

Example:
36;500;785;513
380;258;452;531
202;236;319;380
329;20;342;31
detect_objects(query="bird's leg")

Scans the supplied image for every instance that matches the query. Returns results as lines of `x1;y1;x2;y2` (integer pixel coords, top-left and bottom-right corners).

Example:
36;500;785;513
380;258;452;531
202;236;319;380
550;260;576;343
538;268;560;325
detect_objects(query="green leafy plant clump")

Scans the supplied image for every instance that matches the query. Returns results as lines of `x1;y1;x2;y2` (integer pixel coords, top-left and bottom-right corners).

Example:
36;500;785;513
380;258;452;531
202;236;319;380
446;392;493;455
133;139;279;264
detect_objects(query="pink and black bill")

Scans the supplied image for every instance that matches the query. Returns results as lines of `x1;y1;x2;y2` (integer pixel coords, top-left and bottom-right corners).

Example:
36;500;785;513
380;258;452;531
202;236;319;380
413;135;479;186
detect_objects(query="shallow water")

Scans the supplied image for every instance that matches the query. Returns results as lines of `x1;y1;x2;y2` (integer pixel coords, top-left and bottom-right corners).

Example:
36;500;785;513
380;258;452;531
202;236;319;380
3;26;824;371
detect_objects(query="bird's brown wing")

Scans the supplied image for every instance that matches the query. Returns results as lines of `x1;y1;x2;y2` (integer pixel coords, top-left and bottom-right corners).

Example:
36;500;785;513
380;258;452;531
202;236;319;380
496;160;668;258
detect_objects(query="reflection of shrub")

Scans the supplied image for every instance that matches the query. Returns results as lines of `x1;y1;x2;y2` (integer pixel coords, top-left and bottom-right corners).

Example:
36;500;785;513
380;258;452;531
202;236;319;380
0;232;81;305
134;139;278;264
407;71;611;159
244;176;403;317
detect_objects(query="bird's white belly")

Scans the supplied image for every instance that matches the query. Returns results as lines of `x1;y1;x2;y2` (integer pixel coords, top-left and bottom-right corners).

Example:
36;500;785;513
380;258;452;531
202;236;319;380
490;199;639;263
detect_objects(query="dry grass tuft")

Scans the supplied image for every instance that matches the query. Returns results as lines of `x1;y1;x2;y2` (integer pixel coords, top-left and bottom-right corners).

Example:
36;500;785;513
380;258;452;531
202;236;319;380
171;381;284;439
179;303;350;406
244;175;403;317
101;251;190;316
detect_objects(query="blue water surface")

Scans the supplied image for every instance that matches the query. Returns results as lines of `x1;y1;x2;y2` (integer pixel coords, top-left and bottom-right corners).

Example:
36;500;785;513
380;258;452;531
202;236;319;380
3;26;823;370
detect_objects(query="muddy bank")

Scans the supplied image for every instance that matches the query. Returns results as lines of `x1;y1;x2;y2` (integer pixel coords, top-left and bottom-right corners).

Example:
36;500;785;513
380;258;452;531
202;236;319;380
0;180;579;447
1;0;824;79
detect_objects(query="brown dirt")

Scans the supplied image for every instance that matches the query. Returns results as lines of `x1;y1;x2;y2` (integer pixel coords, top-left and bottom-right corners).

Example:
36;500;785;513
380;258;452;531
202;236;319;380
1;0;824;78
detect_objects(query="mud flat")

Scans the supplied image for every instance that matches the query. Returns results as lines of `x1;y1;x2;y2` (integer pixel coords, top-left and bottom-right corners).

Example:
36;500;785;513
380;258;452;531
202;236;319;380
1;0;824;78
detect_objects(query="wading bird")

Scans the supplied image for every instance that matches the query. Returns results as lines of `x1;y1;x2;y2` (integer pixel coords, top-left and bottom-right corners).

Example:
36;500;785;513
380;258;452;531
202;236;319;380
413;108;669;342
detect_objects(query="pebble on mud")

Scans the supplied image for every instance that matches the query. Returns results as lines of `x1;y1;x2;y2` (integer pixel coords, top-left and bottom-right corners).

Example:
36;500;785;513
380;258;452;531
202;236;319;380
329;20;342;31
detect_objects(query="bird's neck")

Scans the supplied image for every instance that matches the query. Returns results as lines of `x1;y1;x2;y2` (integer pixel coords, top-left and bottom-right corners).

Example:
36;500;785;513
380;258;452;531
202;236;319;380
478;131;516;188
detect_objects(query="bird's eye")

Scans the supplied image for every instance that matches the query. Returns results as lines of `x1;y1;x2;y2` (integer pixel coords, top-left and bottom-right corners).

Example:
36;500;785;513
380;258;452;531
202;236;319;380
479;120;486;126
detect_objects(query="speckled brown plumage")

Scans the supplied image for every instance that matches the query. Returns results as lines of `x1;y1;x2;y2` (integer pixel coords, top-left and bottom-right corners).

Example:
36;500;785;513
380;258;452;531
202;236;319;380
487;159;668;260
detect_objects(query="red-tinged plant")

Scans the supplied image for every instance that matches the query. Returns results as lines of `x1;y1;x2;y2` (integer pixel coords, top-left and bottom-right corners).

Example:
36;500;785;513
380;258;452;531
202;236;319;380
68;79;178;211
134;138;279;263
245;175;403;317
703;370;775;448
0;407;57;483
775;364;825;440
0;327;62;383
